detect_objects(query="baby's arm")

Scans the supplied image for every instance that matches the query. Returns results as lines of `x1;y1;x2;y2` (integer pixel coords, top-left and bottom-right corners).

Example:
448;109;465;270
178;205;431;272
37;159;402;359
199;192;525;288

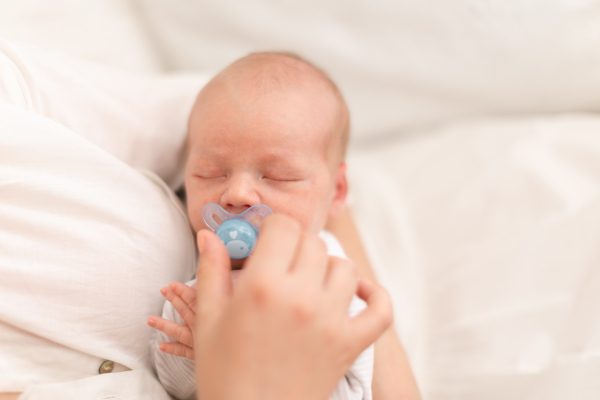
148;281;198;400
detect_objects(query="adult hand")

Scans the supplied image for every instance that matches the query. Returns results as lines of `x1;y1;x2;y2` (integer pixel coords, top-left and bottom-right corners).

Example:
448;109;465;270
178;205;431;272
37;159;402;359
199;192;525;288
194;215;393;400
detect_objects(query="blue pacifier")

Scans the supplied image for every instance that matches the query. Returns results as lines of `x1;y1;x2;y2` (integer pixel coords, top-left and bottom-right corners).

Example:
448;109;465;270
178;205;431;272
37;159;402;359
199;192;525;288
202;203;273;259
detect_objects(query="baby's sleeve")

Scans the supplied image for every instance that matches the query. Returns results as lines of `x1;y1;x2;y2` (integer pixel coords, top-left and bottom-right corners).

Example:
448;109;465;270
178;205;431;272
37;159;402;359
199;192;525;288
329;295;375;400
152;281;197;400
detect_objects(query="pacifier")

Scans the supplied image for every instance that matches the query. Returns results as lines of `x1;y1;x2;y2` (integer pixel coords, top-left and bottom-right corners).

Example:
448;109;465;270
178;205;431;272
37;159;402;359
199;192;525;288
202;203;273;259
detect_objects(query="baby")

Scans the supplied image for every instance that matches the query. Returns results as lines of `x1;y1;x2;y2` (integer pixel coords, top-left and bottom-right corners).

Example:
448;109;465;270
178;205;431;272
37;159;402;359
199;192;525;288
149;52;373;400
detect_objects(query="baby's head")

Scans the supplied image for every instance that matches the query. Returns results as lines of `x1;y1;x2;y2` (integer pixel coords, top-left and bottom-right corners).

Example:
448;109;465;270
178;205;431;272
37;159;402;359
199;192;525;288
185;52;349;237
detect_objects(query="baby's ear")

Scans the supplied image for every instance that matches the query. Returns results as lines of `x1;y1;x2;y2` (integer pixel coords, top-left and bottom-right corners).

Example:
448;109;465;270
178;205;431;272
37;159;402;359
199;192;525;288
328;163;348;219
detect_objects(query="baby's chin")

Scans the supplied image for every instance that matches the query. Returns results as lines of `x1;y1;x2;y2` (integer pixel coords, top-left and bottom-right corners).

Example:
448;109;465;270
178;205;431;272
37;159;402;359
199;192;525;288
230;269;243;286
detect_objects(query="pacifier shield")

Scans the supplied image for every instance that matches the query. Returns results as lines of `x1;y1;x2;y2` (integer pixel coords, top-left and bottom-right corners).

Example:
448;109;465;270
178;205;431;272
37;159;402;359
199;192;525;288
217;219;256;259
202;203;273;259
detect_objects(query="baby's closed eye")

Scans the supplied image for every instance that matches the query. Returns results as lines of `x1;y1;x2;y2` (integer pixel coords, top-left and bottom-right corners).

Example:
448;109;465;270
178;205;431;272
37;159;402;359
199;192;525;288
263;175;303;182
193;171;227;179
261;166;310;183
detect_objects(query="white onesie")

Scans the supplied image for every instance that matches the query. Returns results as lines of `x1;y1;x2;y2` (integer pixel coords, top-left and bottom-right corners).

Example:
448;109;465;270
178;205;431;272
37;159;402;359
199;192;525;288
152;230;374;400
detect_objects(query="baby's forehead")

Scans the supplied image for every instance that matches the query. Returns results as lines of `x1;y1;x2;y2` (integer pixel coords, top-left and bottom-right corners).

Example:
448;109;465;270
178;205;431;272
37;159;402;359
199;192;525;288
190;53;348;163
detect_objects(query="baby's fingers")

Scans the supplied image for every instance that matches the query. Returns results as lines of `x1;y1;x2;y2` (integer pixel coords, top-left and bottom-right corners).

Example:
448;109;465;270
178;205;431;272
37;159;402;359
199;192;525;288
169;281;198;309
158;342;195;360
147;316;194;347
161;286;196;327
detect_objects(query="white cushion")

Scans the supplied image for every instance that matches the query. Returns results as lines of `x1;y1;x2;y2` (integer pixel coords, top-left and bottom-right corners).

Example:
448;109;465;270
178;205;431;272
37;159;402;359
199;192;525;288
348;114;600;400
0;39;208;189
0;100;197;392
138;0;600;142
0;0;162;73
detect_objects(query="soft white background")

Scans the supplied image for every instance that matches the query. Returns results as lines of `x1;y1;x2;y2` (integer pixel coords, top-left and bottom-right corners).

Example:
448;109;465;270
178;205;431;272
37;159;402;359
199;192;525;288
2;1;600;399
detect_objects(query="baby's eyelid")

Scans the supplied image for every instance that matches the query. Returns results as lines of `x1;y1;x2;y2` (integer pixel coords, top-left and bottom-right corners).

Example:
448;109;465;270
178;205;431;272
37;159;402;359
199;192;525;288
263;176;302;182
195;173;227;179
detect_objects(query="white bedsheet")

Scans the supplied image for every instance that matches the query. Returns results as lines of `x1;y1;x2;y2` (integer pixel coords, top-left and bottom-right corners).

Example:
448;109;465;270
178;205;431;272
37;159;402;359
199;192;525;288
349;114;600;399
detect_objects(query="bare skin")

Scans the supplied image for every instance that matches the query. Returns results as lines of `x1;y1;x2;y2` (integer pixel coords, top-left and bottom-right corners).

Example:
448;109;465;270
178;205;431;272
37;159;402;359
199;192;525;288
327;208;422;400
151;211;421;400
185;54;349;240
192;216;393;400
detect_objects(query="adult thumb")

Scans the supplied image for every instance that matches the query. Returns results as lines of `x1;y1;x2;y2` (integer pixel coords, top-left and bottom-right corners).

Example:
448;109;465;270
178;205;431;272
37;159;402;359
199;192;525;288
195;229;232;319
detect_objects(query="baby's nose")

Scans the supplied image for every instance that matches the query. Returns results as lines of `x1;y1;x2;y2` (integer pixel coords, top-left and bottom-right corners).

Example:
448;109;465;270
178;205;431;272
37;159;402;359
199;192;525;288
221;174;260;214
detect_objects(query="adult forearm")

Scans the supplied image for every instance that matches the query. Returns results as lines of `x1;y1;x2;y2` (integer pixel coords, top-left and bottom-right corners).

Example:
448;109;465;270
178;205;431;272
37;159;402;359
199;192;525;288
0;393;20;400
373;327;421;400
326;207;421;400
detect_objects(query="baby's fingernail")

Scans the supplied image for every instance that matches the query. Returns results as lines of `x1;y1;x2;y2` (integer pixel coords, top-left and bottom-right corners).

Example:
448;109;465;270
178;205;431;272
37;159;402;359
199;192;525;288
159;343;166;352
160;287;168;295
147;318;156;327
197;231;206;254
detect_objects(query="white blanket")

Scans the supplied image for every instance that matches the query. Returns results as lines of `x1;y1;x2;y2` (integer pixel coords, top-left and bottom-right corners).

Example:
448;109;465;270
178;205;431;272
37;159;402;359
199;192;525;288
348;115;600;400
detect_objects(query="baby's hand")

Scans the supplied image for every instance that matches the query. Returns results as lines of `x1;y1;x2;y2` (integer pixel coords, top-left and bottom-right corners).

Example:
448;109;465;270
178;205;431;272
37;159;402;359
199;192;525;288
147;281;198;360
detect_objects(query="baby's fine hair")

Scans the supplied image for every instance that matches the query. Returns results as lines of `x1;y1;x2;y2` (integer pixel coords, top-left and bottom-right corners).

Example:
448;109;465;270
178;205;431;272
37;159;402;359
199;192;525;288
221;52;350;163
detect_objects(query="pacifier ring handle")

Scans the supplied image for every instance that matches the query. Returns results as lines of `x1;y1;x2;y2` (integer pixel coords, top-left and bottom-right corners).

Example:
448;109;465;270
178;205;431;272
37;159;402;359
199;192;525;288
202;203;229;232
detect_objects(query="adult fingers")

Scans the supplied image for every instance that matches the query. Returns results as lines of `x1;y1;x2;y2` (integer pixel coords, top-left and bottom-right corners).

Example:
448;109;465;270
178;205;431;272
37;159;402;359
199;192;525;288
324;256;358;313
161;286;196;327
158;342;195;360
244;214;301;276
349;279;393;353
195;229;232;318
289;234;328;285
147;316;194;347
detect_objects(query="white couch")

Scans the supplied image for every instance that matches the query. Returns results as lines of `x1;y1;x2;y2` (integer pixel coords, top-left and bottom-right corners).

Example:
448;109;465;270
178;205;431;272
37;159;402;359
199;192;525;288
2;1;600;399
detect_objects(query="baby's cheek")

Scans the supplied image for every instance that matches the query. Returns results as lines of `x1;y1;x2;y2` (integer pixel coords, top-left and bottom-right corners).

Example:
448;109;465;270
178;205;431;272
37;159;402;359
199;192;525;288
285;204;324;233
187;199;209;233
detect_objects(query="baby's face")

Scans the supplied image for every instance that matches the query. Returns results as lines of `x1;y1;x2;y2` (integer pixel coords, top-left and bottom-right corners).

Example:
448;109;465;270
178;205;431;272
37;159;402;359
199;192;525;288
185;80;346;238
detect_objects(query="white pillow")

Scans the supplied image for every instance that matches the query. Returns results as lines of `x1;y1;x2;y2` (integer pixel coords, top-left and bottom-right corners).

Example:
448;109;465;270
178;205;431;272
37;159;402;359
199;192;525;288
0;0;163;73
0;100;197;392
348;114;600;400
0;39;209;189
138;0;600;142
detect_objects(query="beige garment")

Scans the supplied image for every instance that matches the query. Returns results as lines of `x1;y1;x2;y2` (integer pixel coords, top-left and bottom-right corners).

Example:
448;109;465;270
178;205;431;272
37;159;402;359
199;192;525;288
0;40;200;397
